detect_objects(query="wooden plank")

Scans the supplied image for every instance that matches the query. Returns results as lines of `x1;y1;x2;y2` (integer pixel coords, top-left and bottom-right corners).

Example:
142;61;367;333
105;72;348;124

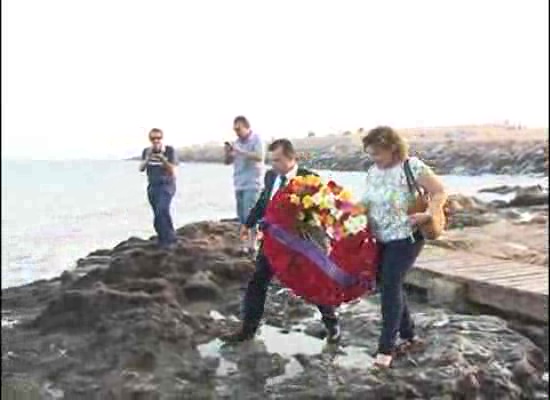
490;274;546;287
475;271;544;281
477;271;547;284
449;260;532;272
416;260;494;274
421;253;495;263
449;267;508;277
470;268;545;281
419;250;538;267
494;271;546;282
417;258;469;268
438;265;541;279
424;260;517;273
410;250;548;322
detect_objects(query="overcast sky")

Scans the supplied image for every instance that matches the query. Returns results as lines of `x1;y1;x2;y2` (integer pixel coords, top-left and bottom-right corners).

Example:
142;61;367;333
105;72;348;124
2;0;548;160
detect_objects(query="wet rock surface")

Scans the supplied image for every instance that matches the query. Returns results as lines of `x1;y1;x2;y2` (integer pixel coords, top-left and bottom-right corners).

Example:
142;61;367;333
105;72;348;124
2;221;548;399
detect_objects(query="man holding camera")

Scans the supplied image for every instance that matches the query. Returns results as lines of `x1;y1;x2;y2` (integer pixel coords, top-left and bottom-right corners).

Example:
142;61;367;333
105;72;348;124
224;116;266;257
140;128;179;249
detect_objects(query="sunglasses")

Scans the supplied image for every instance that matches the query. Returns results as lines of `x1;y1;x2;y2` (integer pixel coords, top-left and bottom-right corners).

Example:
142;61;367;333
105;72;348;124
150;136;162;141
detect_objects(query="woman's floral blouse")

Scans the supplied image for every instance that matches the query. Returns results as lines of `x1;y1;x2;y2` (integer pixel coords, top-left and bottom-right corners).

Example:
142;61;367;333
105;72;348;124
362;157;433;243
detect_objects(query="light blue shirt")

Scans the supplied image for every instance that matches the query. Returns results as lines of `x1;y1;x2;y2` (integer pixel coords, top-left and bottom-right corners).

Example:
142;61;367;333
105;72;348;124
232;132;265;191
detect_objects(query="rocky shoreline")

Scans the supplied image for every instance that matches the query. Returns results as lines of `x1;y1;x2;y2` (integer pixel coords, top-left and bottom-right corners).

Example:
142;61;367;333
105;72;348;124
2;186;549;399
175;137;548;176
300;140;547;175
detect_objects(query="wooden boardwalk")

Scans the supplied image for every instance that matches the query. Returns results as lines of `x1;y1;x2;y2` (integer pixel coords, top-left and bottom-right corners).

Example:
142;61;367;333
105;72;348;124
406;246;548;323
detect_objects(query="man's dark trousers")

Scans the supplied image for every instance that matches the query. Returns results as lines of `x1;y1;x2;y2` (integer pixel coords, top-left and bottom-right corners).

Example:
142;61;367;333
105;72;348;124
147;183;176;247
242;252;337;329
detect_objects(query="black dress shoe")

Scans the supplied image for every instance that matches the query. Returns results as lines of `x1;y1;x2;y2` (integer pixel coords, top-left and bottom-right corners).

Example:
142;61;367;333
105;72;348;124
325;323;342;344
322;315;341;344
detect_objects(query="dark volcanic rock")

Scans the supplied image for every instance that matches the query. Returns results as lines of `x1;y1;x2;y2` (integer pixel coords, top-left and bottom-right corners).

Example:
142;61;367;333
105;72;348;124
481;185;549;208
183;271;222;301
445;194;500;229
2;221;548;399
508;186;548;207
479;185;522;195
176;139;548;176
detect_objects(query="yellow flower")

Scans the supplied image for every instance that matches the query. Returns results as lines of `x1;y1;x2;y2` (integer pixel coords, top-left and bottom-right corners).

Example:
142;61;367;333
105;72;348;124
320;185;331;195
290;194;301;205
318;195;332;210
293;176;305;186
338;190;353;202
304;175;321;187
302;195;315;209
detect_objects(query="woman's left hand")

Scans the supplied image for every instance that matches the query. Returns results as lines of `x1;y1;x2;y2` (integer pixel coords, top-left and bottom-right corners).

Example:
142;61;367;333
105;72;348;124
409;212;431;226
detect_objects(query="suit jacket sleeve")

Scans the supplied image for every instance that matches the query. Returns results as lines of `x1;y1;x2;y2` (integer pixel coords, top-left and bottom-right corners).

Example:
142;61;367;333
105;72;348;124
245;170;273;229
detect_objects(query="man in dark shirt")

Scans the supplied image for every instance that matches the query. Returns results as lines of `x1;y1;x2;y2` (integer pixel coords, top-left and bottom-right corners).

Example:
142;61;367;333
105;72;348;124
139;128;179;248
221;139;341;344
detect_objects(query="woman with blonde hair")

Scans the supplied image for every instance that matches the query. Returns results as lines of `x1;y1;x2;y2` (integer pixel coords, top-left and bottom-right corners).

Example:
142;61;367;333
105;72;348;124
361;126;447;368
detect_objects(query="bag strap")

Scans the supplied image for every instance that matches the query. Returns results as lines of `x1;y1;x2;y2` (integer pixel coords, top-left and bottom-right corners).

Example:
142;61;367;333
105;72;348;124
403;159;424;197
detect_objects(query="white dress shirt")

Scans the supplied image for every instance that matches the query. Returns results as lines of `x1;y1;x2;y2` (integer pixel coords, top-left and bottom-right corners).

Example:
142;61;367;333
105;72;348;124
270;164;299;199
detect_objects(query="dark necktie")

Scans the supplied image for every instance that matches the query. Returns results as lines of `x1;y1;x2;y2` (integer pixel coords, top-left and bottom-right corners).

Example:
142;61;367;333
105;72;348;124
271;175;287;199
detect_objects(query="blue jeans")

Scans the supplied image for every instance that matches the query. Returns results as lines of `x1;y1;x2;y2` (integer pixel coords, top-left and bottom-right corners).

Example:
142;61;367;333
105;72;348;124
377;232;424;355
147;183;176;247
242;253;337;328
235;189;260;225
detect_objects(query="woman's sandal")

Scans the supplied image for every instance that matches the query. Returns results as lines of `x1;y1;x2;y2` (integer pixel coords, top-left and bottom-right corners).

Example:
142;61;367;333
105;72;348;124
395;337;425;355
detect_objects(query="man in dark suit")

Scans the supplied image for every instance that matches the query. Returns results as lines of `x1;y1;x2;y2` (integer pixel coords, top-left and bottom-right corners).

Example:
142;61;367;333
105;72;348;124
222;139;341;343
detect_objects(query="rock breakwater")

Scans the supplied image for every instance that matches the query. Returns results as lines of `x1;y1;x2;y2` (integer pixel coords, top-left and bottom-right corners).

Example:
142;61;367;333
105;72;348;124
2;221;548;399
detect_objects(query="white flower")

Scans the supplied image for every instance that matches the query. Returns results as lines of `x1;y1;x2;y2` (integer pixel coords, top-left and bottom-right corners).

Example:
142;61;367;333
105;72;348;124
344;215;368;235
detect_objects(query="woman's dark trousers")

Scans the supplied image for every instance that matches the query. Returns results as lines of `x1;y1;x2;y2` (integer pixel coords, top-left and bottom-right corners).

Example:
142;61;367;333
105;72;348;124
377;232;424;355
